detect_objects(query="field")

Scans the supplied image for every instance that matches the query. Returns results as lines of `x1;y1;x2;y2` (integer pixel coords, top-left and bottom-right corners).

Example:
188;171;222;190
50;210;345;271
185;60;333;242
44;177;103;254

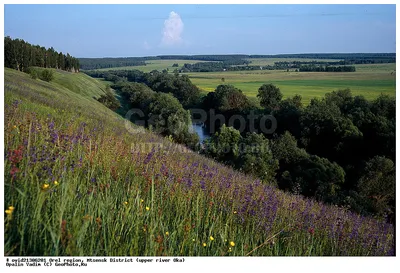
97;59;396;104
3;67;395;256
186;64;396;104
96;59;213;73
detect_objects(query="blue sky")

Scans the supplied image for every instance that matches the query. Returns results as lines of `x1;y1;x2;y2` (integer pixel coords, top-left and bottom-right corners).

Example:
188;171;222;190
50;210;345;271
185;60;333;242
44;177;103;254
4;4;396;58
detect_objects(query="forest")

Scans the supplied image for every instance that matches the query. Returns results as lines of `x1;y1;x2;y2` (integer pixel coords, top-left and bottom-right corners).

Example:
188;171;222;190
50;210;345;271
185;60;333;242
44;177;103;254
86;69;395;223
4;36;80;72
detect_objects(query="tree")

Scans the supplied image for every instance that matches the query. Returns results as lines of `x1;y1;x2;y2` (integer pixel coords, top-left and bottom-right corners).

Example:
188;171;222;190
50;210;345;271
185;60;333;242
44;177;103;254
274;95;303;137
40;69;54;82
97;87;121;111
271;131;344;201
257;83;283;110
4;37;79;73
204;124;242;164
148;92;195;146
357;156;395;218
300;98;362;163
213;84;250;112
239;132;278;183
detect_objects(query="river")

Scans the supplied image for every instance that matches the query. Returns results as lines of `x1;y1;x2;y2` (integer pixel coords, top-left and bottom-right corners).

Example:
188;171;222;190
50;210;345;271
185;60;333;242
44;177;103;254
192;123;210;143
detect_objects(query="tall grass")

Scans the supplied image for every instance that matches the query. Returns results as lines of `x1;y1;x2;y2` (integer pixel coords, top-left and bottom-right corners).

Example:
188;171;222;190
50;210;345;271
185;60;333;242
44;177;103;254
4;69;394;256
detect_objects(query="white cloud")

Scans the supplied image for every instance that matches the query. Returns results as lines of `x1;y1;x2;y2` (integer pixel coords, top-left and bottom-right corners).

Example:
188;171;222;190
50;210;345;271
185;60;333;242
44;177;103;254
162;11;184;46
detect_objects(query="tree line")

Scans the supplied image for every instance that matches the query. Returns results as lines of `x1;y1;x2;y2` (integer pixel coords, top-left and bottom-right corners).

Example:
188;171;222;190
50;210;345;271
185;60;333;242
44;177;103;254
299;65;356;72
79;58;146;70
179;61;356;73
4;36;80;72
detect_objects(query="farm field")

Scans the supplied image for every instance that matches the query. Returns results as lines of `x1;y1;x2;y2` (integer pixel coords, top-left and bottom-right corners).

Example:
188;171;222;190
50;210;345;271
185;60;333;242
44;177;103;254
185;63;396;104
97;59;395;104
96;59;213;72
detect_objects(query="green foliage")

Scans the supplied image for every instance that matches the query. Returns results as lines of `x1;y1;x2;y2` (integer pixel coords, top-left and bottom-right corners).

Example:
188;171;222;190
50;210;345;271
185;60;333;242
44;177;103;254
257;83;283;109
357;156;395;217
97;87;121;111
40;69;55;82
204;125;242;164
4;36;80;72
300;98;362;161
203;84;250;112
272;132;344;201
239;132;278;183
274;94;303;137
25;67;38;79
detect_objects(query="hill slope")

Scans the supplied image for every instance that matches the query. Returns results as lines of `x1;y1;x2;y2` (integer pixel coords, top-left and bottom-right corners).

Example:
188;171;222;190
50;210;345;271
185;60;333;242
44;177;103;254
4;68;394;256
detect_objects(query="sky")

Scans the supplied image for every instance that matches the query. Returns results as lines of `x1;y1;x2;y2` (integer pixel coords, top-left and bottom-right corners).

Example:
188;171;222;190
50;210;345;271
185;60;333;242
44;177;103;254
4;4;396;58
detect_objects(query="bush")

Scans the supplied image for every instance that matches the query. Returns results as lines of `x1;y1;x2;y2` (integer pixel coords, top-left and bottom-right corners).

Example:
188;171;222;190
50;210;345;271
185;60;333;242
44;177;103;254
40;69;54;82
25;67;38;79
97;88;121;111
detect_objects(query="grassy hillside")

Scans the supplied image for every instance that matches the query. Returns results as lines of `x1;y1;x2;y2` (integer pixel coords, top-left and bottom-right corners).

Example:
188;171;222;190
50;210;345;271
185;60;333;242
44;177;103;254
4;68;394;256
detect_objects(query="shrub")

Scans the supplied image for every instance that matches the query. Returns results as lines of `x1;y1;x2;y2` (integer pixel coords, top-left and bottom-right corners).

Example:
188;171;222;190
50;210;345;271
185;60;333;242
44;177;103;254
25;67;38;79
40;69;55;82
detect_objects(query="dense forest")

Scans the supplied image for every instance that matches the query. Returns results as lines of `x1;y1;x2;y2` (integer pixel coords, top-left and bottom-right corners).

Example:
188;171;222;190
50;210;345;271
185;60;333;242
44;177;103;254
4;36;80;72
85;68;395;223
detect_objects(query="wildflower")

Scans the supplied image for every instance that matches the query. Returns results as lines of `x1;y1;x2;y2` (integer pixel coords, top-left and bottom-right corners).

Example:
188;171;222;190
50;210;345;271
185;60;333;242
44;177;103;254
13;125;17;129
42;183;50;190
209;236;214;241
230;241;235;247
124;201;128;205
165;231;169;236
233;211;237;214
146;206;150;211
140;199;144;203
203;243;207;247
8;206;15;212
309;227;315;235
228;247;232;252
5;209;12;215
192;238;196;242
54;181;59;186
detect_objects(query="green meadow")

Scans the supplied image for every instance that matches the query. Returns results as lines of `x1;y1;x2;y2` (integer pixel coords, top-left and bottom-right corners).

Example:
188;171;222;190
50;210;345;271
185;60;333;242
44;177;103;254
186;63;396;104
